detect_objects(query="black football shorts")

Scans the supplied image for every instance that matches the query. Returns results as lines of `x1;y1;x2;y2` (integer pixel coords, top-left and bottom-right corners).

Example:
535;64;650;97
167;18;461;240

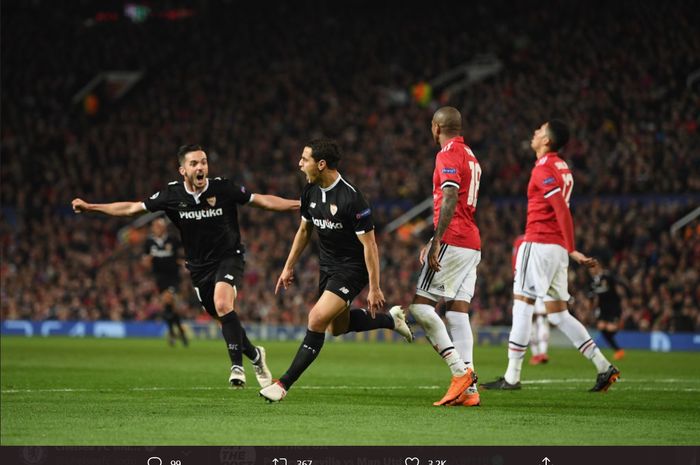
189;256;245;318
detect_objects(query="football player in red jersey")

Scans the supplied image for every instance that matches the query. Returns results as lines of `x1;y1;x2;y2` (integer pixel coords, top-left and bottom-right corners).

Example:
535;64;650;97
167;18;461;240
482;120;620;392
391;106;482;407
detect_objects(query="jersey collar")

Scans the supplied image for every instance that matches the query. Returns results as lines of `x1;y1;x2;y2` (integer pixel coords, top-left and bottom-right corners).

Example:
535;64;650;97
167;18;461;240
536;152;559;165
319;173;343;192
184;178;210;204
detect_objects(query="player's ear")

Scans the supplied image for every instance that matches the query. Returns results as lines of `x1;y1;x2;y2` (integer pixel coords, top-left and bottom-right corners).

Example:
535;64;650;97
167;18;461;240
318;159;326;171
179;165;186;176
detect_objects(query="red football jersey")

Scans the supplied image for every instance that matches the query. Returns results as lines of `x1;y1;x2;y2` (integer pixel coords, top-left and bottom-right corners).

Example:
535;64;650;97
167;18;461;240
432;136;481;250
523;152;575;252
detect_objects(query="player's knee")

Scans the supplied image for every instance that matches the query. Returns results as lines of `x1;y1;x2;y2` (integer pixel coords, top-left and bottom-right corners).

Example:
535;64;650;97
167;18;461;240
409;303;437;330
213;298;232;316
307;311;330;333
547;310;568;326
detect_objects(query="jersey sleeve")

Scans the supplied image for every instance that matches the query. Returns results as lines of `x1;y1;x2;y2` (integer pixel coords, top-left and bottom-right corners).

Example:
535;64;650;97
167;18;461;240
224;179;253;205
143;188;169;212
435;150;462;190
350;192;374;235
532;164;563;200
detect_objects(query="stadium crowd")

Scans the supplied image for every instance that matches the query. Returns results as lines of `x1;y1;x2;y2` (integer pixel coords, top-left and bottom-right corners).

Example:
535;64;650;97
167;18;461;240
2;0;699;332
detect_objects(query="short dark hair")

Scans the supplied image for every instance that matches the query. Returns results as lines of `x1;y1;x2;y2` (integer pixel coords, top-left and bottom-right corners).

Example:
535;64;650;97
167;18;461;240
177;144;203;165
546;120;570;152
306;138;341;169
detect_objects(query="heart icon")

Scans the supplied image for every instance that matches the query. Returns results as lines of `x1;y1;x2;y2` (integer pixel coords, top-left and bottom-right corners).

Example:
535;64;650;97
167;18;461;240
405;458;420;465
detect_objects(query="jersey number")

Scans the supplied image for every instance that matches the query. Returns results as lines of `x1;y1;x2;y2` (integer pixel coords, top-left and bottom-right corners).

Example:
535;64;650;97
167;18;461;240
561;173;574;206
467;161;482;207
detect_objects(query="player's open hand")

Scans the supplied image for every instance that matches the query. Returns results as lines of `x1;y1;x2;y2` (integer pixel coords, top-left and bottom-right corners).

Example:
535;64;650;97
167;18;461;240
428;239;442;272
72;198;88;214
275;268;295;294
366;288;385;318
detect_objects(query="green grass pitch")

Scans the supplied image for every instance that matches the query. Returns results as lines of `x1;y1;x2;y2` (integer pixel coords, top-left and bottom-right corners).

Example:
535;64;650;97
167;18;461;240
1;336;699;445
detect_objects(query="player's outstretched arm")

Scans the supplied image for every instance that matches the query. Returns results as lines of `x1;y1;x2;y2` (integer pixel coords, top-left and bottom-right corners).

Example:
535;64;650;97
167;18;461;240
275;219;313;294
250;194;300;211
357;230;385;317
72;198;146;217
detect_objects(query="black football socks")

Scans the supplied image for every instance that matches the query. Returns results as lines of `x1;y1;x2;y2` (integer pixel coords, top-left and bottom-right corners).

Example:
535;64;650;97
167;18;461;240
601;330;620;351
220;311;244;366
347;308;394;333
279;329;325;390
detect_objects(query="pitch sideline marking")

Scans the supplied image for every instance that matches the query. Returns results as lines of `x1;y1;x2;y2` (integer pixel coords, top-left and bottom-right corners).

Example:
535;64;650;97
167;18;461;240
2;379;700;394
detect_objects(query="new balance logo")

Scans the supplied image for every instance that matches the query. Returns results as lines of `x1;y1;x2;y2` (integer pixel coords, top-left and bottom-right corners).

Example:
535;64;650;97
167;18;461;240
179;208;223;220
339;287;350;295
303;344;317;355
224;274;234;281
310;202;316;208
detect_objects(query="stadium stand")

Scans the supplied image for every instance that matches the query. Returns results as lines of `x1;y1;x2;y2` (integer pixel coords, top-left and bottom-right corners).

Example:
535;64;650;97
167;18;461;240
1;0;698;332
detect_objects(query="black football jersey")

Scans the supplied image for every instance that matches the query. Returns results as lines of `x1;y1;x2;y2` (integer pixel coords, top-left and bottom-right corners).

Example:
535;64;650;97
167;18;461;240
300;174;374;269
590;271;622;311
143;178;251;268
143;234;180;277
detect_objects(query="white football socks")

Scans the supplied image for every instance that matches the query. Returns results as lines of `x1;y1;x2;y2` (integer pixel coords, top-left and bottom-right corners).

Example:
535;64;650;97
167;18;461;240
409;303;467;376
445;310;474;370
505;299;534;384
548;310;610;372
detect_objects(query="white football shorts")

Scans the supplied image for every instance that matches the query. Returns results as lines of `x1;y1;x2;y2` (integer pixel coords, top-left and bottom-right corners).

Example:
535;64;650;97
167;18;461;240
416;242;481;303
513;241;570;302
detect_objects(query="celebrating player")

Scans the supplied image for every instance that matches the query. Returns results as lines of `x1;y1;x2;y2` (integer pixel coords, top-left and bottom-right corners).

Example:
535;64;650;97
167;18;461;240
72;144;299;389
259;138;412;402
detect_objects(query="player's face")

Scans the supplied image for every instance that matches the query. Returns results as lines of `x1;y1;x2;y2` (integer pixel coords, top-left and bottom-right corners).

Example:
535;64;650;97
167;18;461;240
151;219;166;236
299;147;321;184
531;122;549;152
179;150;208;190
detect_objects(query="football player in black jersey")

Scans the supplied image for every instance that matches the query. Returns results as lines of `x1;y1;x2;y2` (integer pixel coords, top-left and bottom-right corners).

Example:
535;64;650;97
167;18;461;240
589;261;628;360
143;217;188;347
72;144;299;389
259;138;412;402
